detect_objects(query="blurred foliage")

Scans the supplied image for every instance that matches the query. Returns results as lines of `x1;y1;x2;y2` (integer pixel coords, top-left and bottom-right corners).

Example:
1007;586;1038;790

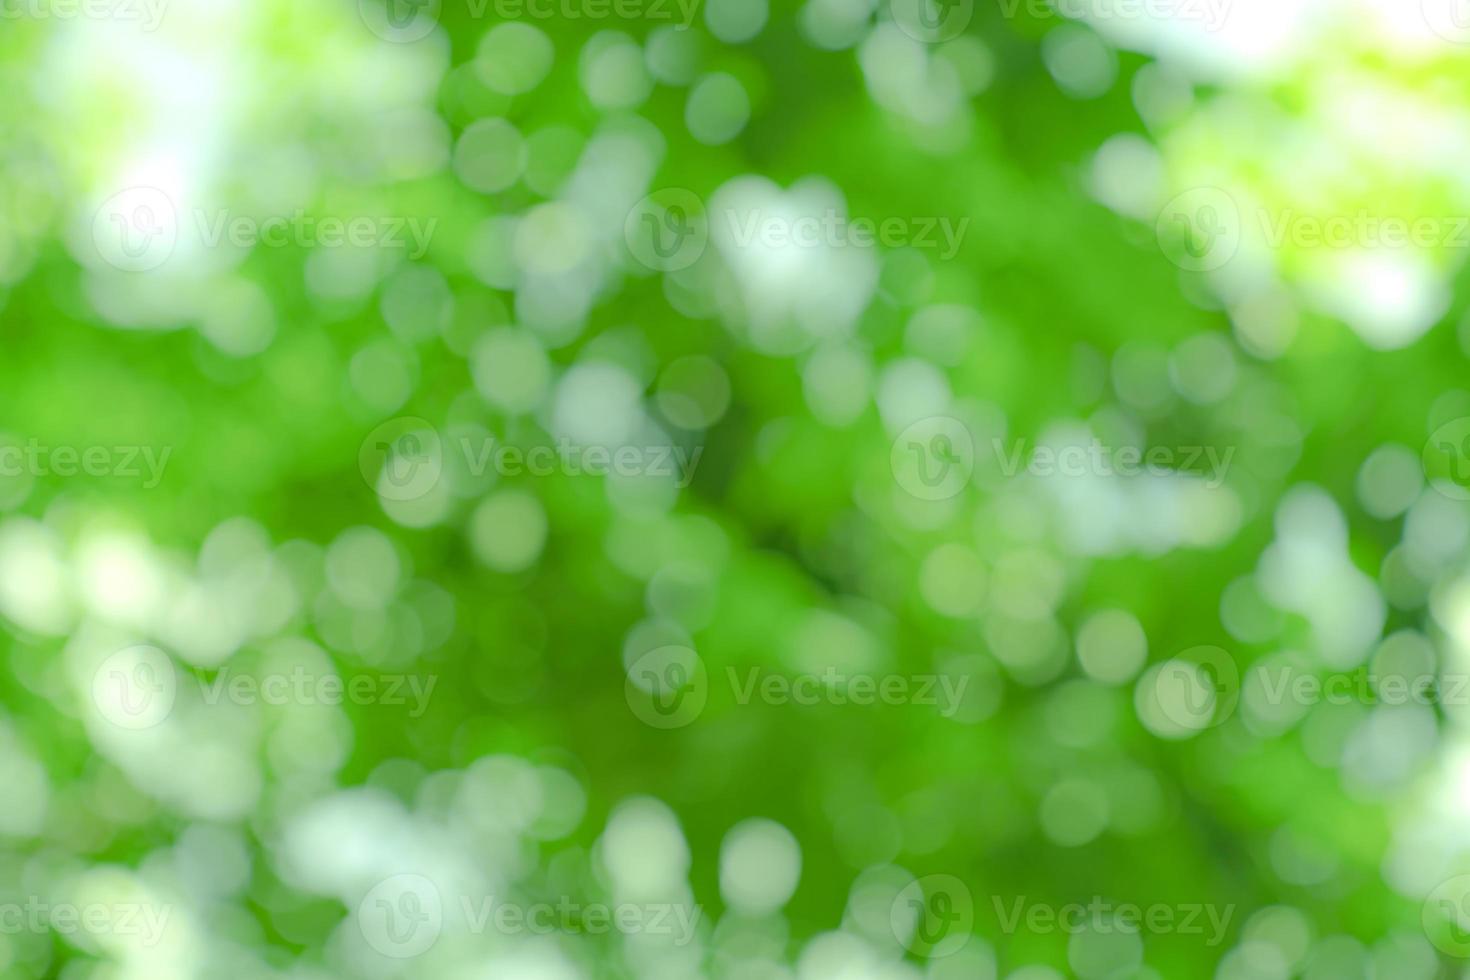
4;1;1470;979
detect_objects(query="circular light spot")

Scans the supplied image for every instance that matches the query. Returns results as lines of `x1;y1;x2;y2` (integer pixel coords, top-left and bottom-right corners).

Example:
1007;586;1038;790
706;0;768;43
919;543;986;617
326;526;401;609
1075;609;1147;685
720;819;802;915
472;328;550;414
381;266;452;344
1357;443;1423;519
514;201;593;275
646;25;702;84
656;355;731;429
580;32;653;111
1042;25;1117;99
453;118;526;194
686;73;750;146
1040;778;1108;846
476;23;554;95
470;490;548;573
